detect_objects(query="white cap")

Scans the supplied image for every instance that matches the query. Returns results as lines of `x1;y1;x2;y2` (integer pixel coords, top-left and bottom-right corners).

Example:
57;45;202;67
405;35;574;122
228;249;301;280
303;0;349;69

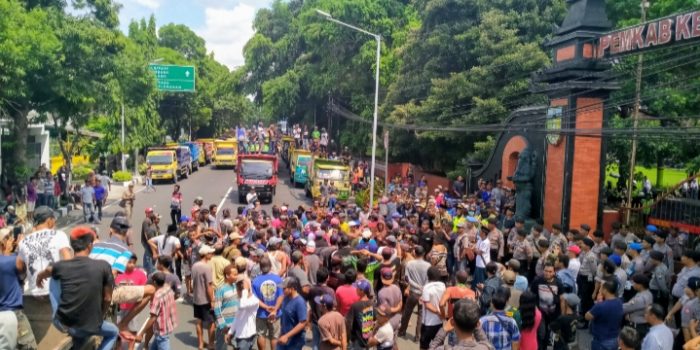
362;229;372;239
199;244;215;255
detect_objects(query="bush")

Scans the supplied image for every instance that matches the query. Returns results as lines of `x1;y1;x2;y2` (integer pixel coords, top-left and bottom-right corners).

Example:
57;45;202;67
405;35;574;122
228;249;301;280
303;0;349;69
72;166;93;181
112;171;132;182
138;163;148;176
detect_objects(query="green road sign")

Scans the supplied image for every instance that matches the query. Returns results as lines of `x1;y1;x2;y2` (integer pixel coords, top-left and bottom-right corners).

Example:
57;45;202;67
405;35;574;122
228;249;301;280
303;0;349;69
148;64;196;92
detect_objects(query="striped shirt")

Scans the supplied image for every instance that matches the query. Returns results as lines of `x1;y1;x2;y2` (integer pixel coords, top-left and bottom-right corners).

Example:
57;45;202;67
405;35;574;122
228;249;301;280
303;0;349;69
89;237;132;273
214;283;239;330
150;287;177;336
480;311;521;350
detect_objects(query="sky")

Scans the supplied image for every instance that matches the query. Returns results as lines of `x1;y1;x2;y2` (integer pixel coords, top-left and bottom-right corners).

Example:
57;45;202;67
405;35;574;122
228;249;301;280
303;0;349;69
116;0;274;70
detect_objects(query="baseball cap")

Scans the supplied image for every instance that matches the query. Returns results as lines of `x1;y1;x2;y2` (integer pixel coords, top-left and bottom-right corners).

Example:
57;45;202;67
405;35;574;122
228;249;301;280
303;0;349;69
502;270;516;284
609;255;622;267
689;277;700;290
229;232;242;241
580;224;591;231
354;279;372;295
314;294;335;309
70;226;96;240
34;206;55;224
349;220;359;227
112;215;131;229
6;205;14;211
268;236;282;246
649;250;664;261
562;293;581;308
628;242;643;252
281;276;299;289
0;228;12;241
467;216;478;223
567;245;581;255
361;229;372;239
380;267;394;285
179;215;190;223
507;259;521;271
385;235;397;244
198;244;215;255
306;240;316;253
252;248;265;257
145;207;154;215
646;224;658;233
376;303;392;317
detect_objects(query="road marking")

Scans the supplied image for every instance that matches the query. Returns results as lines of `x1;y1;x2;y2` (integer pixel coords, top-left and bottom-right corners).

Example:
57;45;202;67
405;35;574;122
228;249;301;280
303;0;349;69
218;186;233;213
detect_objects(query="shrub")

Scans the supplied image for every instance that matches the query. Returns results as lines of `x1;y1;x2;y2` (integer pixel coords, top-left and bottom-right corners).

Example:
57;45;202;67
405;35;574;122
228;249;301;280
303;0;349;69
72;166;93;181
112;171;132;182
138;163;148;175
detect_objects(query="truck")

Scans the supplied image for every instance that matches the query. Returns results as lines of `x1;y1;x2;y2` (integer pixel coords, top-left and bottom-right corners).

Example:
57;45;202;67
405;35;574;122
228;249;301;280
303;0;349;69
146;147;191;183
237;154;278;204
196;138;215;164
213;139;238;168
306;158;351;202
290;149;312;188
180;142;201;172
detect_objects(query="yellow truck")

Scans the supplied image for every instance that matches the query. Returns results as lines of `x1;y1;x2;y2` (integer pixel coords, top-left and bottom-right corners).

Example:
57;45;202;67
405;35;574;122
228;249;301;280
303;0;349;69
146;147;191;183
305;158;351;201
213;139;238;168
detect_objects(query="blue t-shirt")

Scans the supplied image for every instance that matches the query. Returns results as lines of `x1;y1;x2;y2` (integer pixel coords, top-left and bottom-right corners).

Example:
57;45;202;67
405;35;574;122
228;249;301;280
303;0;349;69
94;185;106;201
280;295;307;347
252;273;283;318
590;298;624;340
0;255;23;311
355;239;378;253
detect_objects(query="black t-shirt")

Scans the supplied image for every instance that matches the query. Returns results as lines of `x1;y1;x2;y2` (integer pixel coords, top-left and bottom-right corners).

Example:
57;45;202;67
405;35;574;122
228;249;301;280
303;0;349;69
52;256;113;334
347;300;375;347
549;314;577;350
307;284;335;324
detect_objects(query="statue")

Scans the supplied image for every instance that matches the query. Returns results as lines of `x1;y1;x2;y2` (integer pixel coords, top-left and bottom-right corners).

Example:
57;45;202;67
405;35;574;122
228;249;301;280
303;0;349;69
509;146;537;220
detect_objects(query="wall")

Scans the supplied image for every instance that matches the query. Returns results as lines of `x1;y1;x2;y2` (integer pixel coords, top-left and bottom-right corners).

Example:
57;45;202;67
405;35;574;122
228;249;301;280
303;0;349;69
377;162;451;194
500;135;528;189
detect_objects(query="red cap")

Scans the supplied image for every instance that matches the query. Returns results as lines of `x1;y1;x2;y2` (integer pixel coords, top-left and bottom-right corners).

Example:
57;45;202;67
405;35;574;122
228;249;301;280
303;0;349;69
70;226;96;240
568;245;581;255
145;207;154;215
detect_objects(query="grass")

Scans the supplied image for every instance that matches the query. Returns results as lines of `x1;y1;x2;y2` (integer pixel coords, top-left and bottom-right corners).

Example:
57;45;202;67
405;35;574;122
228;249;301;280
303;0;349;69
606;164;689;189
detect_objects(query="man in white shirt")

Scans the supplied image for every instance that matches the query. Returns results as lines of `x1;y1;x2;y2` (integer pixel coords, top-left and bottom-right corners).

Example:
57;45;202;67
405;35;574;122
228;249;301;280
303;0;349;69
472;226;491;289
641;304;673;350
420;266;446;350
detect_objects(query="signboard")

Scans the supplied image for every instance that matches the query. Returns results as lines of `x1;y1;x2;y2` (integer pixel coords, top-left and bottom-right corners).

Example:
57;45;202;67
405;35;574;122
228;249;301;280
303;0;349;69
597;10;700;58
546;106;563;146
148;64;196;92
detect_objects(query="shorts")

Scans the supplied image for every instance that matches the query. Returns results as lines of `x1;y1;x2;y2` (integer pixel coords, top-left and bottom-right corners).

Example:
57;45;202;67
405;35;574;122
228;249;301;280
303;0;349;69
193;304;214;324
255;317;279;339
112;286;145;304
27;201;36;212
182;261;191;277
420;324;442;349
15;309;37;349
117;309;139;332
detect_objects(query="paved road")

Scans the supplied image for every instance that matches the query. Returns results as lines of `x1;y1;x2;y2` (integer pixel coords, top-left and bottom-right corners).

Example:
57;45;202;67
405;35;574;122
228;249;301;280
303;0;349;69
78;160;424;349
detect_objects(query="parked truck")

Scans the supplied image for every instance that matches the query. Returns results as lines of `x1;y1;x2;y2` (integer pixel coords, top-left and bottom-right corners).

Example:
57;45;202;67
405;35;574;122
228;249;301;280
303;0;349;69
237;153;278;203
146;147;191;183
196;138;215;164
306;158;351;202
213;139;238;168
180;142;201;172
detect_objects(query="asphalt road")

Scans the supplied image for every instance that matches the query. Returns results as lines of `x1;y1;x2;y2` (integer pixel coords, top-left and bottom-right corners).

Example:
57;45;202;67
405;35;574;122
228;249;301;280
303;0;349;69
80;160;424;349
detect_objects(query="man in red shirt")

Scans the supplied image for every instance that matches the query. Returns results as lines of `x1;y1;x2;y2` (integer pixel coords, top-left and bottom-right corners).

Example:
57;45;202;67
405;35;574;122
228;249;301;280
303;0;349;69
114;256;147;347
335;269;360;316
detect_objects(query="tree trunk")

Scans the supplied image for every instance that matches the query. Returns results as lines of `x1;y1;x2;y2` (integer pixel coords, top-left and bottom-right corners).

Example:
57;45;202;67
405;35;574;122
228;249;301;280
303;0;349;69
11;108;29;181
656;153;664;188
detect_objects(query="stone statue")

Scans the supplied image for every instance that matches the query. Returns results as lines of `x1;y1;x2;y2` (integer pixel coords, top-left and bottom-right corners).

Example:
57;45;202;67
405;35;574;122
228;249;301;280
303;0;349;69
509;146;537;220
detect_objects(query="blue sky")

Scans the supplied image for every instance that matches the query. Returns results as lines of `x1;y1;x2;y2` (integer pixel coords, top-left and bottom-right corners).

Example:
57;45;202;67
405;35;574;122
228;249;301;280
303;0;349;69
116;0;274;69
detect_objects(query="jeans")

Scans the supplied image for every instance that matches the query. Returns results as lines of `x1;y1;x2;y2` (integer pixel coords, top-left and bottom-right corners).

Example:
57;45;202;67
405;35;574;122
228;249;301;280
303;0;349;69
45;195;55;209
83;203;95;223
146;177;154;190
591;337;618;350
472;267;485;289
215;327;227;350
399;292;421;336
170;208;181;227
55;319;119;350
49;278;61;316
95;200;103;221
143;251;155;275
150;334;171;350
236;335;256;350
311;323;321;350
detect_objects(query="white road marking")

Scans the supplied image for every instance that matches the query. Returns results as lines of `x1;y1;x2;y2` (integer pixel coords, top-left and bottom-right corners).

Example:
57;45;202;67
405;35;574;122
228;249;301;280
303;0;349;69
218;186;233;214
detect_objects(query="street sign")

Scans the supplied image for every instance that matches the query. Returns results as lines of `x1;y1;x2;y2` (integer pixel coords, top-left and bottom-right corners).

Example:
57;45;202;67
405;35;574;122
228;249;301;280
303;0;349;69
148;64;196;92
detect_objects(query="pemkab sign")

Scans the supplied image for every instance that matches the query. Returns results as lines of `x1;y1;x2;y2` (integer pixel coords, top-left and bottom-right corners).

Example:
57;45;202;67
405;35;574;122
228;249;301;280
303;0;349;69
597;10;700;58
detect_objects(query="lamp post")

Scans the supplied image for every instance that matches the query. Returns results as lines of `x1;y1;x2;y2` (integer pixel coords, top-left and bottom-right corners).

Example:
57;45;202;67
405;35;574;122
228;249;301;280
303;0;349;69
316;9;381;207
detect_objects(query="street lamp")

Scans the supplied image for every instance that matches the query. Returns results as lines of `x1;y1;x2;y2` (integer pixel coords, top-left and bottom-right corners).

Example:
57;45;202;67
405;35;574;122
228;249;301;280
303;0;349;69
315;9;381;207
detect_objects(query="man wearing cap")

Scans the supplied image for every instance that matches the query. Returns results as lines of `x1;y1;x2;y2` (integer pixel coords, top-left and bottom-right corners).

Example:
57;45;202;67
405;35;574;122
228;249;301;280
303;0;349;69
549;293;580;350
576;237;597;328
347;279;376;349
567;245;582;277
511;228;533;277
652;230;674;271
90;216;133;274
192;244;216;349
377;267;402;333
506;259;528;292
315;293;346;350
623;274;653;339
507;217;525;259
37;226;117;350
649;250;671;308
277;277;308;350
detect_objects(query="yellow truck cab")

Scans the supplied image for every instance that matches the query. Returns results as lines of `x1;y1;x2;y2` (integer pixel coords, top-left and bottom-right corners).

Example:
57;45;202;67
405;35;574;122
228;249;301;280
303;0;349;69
146;148;190;183
213;138;238;168
305;158;351;202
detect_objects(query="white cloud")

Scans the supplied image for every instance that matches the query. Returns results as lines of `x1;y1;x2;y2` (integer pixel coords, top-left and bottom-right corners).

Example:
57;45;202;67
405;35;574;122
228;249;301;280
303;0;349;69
198;3;256;70
133;0;161;10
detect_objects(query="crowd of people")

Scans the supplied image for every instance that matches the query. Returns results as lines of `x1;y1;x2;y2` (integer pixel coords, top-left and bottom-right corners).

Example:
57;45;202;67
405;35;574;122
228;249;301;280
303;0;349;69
2;128;700;350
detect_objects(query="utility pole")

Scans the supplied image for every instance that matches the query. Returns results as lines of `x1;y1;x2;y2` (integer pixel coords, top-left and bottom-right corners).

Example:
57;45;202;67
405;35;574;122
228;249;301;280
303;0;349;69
625;0;649;224
384;130;389;194
121;102;126;172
